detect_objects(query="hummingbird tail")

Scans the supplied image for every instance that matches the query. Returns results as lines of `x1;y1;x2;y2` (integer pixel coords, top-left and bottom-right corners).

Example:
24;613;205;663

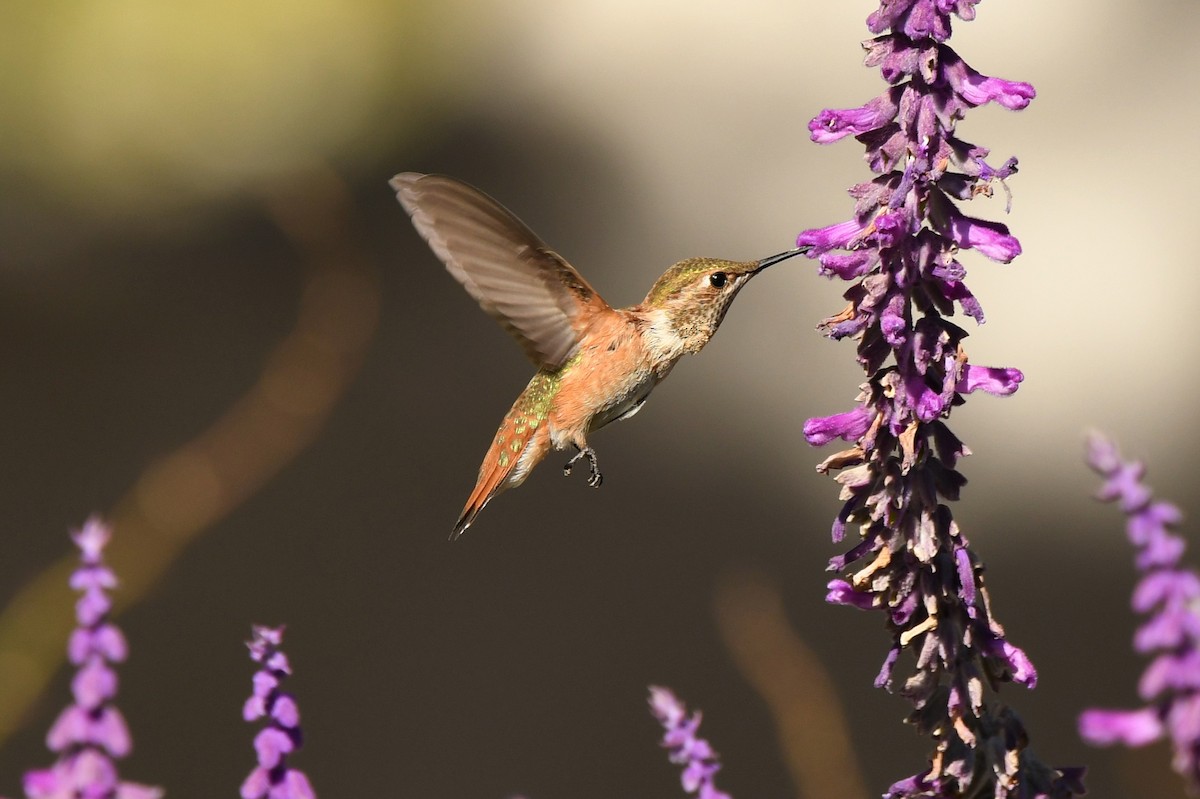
451;506;480;541
449;419;550;540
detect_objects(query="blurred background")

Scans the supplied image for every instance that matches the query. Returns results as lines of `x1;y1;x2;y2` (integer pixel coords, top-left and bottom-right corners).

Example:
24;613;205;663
1;0;1197;796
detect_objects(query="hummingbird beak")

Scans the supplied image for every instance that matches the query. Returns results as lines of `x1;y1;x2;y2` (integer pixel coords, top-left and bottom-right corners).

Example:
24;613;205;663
753;245;812;273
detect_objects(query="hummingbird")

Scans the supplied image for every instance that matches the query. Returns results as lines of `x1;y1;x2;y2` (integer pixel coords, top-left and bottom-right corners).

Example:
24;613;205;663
392;172;807;538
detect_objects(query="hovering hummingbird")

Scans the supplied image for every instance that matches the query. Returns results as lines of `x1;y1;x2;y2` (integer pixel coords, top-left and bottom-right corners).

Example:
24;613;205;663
392;172;807;538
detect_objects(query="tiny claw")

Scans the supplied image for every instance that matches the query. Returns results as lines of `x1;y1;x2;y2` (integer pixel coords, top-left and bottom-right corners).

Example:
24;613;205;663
564;447;603;488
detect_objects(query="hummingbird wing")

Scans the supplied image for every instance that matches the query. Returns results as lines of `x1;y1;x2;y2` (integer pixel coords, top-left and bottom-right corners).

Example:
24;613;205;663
392;172;610;371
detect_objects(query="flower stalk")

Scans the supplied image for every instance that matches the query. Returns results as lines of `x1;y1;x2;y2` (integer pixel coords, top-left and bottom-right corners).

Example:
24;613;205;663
241;626;316;799
23;519;161;799
799;2;1082;795
648;687;731;799
1079;434;1200;792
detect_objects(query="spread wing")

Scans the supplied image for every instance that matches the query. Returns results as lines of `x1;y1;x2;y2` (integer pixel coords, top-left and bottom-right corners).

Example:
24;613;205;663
391;172;610;371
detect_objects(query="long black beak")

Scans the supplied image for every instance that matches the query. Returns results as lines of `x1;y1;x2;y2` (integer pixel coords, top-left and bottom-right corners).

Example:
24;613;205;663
754;245;812;273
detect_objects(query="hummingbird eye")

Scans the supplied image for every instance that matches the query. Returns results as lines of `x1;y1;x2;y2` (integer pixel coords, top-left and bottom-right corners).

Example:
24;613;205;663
708;271;728;288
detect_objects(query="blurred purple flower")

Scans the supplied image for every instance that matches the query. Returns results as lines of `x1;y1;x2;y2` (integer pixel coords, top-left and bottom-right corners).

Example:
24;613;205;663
241;626;316;799
1079;434;1200;790
799;2;1083;796
648;687;730;799
23;518;162;799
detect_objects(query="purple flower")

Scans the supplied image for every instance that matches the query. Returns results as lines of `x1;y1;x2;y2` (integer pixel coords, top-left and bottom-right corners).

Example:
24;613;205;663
798;3;1081;796
803;406;874;446
1078;434;1200;791
241;626;316;799
23;518;162;799
647;687;731;799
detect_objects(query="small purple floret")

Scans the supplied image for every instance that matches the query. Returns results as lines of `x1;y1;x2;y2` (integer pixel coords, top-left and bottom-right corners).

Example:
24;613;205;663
796;218;871;253
956;365;1023;396
810;89;902;143
803;406;873;446
940;49;1036;110
1079;707;1164;747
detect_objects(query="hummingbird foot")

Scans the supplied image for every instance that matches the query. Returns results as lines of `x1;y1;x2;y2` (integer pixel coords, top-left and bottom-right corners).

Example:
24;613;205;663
564;447;603;488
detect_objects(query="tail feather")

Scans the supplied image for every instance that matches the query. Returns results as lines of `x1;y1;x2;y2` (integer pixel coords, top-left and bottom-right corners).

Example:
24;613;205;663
450;420;549;540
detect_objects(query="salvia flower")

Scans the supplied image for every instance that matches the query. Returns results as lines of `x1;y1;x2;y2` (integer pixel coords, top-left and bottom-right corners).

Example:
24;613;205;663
799;2;1083;796
647;687;731;799
241;626;315;799
23;518;162;799
1079;434;1200;791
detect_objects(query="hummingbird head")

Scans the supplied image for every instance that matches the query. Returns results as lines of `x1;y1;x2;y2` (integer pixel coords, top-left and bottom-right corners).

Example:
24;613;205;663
642;249;808;354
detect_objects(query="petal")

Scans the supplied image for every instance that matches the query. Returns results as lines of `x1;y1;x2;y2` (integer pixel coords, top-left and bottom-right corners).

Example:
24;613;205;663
826;579;876;610
47;705;89;751
72;658;118;709
1133;570;1200;613
23;765;68;799
240;767;271;799
1135;528;1186;571
796;218;870;254
874;646;901;689
803;406;873;446
1139;651;1200;698
941;48;1036;110
272;695;301;729
817;250;877;280
93;624;128;662
274;770;316;799
252;670;280;699
647;686;685;727
1079;706;1163;746
254;727;294;769
955;547;975;606
71;749;119;792
244;694;267;722
1166;693;1200;750
1095;460;1150;509
1085;433;1122;474
76;588;112;628
808;88;900;143
983;638;1038;687
904;0;951;42
1133;605;1200;652
947;212;1021;262
94;705;132;757
956;365;1023;396
72;518;112;561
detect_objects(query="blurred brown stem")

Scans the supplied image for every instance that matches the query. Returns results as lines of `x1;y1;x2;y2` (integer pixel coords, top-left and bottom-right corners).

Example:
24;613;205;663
714;568;869;799
0;163;381;747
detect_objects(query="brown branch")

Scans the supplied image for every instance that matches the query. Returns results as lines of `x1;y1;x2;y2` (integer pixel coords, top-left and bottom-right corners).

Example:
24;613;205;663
714;568;869;799
0;164;380;746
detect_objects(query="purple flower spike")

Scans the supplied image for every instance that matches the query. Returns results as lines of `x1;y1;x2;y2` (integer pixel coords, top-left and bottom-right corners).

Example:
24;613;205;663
647;687;731;799
799;3;1081;796
23;518;161;799
242;626;317;799
1079;434;1200;791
